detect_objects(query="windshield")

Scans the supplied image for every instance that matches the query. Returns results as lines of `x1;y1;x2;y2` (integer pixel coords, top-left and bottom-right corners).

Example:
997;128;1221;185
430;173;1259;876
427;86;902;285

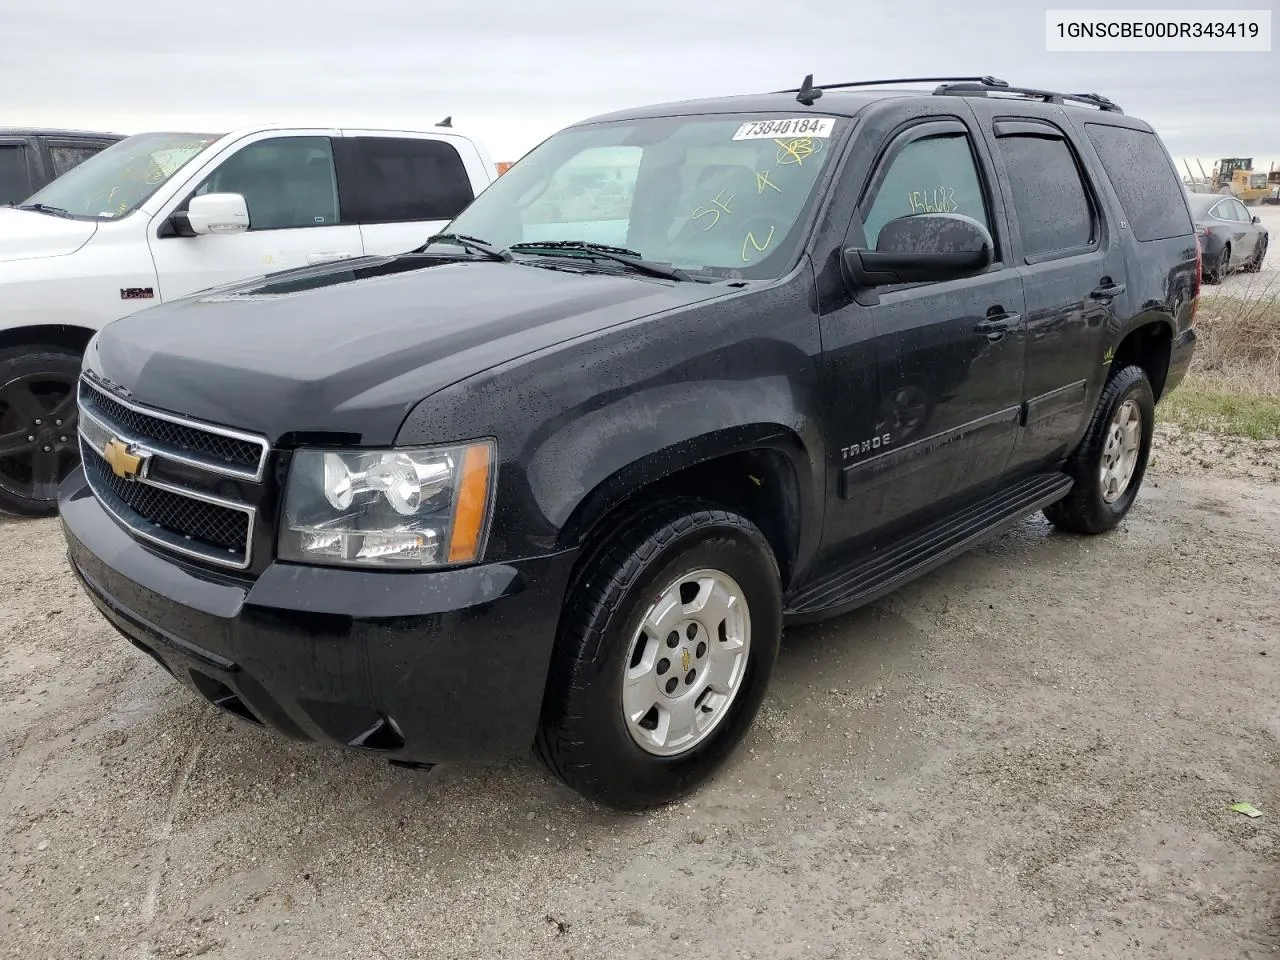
22;131;221;220
442;113;850;279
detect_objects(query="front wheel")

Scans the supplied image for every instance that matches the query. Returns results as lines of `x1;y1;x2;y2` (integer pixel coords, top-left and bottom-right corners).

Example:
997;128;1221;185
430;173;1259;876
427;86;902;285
0;346;84;517
535;500;782;810
1044;364;1155;535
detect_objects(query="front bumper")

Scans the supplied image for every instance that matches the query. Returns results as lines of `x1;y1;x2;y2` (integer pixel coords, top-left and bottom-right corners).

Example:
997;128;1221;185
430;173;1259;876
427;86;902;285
58;468;576;764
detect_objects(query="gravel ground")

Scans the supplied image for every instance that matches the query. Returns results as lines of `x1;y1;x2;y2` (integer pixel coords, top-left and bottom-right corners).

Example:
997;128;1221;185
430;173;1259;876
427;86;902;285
2;424;1279;960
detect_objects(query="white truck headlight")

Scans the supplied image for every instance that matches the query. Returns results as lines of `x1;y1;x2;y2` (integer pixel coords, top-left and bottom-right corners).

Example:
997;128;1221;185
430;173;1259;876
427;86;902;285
279;441;495;568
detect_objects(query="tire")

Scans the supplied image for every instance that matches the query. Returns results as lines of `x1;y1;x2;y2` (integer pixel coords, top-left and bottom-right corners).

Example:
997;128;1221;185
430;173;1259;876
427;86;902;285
0;345;84;517
1203;243;1229;284
1043;364;1155;536
1243;236;1268;273
534;499;782;811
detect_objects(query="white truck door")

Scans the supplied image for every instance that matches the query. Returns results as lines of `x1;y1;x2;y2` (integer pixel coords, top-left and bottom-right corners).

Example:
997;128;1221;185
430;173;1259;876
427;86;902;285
147;132;365;301
334;131;494;257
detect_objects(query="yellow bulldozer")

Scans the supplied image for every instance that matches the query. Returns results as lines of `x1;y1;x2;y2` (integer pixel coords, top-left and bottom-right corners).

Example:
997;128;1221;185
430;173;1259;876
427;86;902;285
1210;158;1272;205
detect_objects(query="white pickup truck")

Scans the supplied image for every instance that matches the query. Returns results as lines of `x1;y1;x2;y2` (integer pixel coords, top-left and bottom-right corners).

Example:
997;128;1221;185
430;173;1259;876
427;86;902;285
0;122;498;515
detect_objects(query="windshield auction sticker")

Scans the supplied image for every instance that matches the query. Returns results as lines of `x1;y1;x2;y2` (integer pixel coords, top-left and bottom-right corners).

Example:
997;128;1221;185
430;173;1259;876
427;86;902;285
732;118;835;141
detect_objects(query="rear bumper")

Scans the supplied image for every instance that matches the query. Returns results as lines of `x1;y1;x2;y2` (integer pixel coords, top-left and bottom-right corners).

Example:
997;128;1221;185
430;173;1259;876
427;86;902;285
59;467;576;764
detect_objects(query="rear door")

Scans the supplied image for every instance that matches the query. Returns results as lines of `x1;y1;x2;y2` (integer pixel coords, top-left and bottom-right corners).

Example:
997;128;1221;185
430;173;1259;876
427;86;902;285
148;131;366;300
334;132;484;256
0;136;37;204
972;110;1127;472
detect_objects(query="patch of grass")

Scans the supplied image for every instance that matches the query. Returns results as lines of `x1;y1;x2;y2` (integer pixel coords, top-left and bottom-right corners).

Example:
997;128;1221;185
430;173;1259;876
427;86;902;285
1189;292;1280;398
1160;383;1280;440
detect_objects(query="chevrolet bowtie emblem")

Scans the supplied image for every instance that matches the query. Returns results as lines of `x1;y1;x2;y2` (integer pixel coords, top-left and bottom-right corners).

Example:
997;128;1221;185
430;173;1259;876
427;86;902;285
103;438;144;480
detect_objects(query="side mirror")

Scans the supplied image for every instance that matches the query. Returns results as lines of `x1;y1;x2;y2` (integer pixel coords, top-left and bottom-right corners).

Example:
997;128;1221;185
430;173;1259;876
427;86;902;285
1253;215;1262;224
843;213;994;288
186;193;249;235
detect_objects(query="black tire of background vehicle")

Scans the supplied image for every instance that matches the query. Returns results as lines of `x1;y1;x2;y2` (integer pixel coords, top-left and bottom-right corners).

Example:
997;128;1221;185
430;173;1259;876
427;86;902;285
534;499;782;811
1243;236;1268;273
1042;363;1155;536
1204;243;1229;285
0;345;83;518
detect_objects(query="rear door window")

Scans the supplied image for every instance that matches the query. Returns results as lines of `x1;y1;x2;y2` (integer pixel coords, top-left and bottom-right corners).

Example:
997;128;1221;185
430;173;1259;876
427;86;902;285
335;136;475;224
996;130;1095;260
0;142;34;201
1084;123;1193;241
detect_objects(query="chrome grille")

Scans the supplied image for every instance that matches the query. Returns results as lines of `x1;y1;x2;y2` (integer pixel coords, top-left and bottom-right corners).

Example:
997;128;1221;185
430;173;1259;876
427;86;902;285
77;376;267;570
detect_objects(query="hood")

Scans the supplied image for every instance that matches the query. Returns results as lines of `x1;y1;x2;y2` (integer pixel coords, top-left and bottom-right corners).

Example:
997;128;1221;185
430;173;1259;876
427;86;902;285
0;207;98;262
87;254;733;446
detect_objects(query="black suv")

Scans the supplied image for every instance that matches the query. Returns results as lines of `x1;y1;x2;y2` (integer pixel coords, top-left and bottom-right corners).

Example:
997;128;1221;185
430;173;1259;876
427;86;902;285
58;76;1199;810
0;128;123;203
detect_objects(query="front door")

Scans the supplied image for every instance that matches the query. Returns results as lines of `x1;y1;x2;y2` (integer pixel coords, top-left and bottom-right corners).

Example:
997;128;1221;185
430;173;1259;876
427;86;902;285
147;134;365;301
821;117;1027;547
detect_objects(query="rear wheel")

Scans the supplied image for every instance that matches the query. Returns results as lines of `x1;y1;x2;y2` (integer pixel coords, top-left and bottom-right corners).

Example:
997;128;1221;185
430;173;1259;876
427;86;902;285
1044;364;1155;535
1203;243;1230;284
0;346;83;517
1244;236;1268;273
535;500;782;810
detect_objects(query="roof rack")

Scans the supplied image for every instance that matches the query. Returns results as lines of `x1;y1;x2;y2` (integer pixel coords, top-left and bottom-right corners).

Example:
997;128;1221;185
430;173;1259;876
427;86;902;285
777;74;1009;105
774;74;1122;114
932;81;1123;113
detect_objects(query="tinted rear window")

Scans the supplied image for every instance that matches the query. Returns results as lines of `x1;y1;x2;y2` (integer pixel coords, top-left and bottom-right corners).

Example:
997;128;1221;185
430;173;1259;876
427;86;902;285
335;136;475;224
0;143;33;202
1084;123;1192;242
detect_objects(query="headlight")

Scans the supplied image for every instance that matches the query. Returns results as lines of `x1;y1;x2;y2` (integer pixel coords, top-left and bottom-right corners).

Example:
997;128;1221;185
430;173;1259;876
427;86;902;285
279;440;495;568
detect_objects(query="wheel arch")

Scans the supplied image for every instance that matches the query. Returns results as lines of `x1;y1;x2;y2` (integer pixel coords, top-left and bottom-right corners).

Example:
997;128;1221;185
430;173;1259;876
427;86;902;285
1113;317;1174;401
0;323;96;357
555;424;820;591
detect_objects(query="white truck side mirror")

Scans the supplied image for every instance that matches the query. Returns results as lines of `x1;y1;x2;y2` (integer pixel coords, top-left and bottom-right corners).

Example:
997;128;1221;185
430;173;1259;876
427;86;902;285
187;193;250;235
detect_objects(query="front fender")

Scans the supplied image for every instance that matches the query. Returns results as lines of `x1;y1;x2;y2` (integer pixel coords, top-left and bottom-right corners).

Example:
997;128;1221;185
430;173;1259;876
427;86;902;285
397;263;827;566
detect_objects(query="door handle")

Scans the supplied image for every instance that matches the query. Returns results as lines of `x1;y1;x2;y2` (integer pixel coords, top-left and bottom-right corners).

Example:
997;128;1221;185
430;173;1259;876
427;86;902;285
973;312;1021;340
1090;281;1126;299
307;252;355;264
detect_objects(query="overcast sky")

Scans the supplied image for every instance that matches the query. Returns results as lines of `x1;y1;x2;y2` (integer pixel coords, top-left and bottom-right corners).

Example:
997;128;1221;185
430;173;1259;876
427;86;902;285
4;0;1277;168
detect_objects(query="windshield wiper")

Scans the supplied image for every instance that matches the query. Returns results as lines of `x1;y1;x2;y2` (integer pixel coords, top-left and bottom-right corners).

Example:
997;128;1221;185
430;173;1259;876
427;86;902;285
413;232;512;262
508;241;691;281
18;203;72;219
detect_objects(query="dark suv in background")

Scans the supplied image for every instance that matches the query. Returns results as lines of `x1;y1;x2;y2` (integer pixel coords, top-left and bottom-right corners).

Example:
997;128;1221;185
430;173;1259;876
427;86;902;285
0;128;123;204
58;76;1199;810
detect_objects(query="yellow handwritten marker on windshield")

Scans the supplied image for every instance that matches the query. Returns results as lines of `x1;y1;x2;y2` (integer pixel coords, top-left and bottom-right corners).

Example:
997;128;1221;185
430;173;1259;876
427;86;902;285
742;225;776;262
756;171;781;194
775;138;817;166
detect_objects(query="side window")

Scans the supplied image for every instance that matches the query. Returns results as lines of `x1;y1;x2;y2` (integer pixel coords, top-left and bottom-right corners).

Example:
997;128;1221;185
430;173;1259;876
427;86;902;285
997;133;1094;260
862;133;991;248
335;137;475;224
1084;123;1193;242
0;143;33;202
1231;200;1252;222
1209;201;1230;221
48;142;107;178
194;136;339;231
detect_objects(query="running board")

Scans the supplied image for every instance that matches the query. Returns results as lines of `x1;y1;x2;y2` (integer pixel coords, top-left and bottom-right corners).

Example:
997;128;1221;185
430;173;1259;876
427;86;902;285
784;472;1073;623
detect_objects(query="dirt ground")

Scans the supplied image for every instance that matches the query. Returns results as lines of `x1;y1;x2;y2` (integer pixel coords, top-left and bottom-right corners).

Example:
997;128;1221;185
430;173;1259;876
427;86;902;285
2;422;1279;960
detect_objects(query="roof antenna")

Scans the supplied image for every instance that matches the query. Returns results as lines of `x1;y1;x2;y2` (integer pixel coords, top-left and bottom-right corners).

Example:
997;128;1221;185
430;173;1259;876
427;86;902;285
795;74;823;106
436;116;453;128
